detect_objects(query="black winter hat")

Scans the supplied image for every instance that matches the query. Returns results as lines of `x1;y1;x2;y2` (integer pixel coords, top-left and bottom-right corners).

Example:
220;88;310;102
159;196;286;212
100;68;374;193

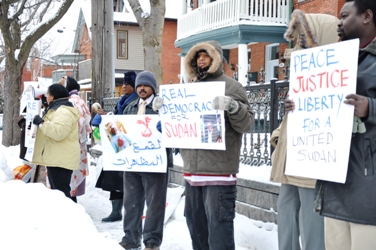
48;83;69;100
124;71;137;89
66;76;80;92
135;70;157;94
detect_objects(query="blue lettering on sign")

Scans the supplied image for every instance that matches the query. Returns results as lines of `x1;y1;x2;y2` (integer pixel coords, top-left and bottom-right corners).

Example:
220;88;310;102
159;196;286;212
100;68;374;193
162;101;212;115
297;94;343;114
293;48;339;73
161;87;196;101
113;155;164;170
133;140;162;153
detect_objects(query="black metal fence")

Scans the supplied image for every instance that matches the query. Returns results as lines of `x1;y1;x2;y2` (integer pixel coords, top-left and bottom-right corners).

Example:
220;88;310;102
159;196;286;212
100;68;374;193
242;79;289;166
101;79;290;167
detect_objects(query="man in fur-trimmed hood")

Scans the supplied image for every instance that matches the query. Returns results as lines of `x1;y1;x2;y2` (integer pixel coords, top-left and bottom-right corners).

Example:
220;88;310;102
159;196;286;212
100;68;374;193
181;40;254;250
270;9;339;250
184;40;224;82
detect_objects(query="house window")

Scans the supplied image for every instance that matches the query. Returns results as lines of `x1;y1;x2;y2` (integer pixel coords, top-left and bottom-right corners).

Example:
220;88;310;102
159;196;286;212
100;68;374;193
117;30;128;59
265;43;280;83
86;91;91;108
114;0;124;12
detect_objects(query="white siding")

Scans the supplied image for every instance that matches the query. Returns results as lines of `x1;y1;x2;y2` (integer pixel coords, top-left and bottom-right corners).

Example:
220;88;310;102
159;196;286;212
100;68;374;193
114;26;144;70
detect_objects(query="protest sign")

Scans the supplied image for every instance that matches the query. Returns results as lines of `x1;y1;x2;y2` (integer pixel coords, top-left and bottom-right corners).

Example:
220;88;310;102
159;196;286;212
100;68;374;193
20;85;35;115
100;114;167;172
158;81;225;150
24;100;41;148
285;39;359;183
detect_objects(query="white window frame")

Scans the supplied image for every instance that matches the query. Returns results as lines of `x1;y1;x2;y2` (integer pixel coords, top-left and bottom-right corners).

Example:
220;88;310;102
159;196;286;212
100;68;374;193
265;43;280;83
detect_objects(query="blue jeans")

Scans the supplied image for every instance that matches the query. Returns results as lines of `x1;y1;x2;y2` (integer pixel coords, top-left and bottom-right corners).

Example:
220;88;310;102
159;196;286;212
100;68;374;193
184;181;236;250
121;171;168;247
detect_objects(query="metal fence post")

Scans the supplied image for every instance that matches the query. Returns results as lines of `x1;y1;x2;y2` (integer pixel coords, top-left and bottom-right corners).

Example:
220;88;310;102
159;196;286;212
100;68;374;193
269;79;278;157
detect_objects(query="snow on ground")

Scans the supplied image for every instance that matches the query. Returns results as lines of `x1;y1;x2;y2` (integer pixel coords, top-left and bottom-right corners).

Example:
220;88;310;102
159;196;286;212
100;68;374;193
0;130;278;250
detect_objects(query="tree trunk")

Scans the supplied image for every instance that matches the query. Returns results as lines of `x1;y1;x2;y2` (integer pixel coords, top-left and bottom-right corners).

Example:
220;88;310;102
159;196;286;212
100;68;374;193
0;0;74;146
129;0;166;91
2;65;23;146
143;35;163;86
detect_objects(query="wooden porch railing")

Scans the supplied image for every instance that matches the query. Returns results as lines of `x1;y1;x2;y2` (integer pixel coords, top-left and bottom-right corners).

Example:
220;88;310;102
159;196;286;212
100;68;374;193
177;0;290;40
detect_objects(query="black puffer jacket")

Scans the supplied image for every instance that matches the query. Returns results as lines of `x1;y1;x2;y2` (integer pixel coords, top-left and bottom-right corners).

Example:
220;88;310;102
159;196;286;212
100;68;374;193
315;39;376;225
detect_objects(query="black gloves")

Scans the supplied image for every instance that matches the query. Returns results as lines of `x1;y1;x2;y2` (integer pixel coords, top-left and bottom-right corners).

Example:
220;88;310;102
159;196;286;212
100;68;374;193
33;115;44;126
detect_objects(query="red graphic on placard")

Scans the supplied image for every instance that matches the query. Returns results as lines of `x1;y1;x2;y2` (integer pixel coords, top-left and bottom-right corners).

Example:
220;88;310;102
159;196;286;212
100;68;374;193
137;116;152;137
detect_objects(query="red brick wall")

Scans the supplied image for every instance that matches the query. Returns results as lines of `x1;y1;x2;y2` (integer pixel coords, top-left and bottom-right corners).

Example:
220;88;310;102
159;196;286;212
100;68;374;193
293;0;343;17
224;42;289;83
80;25;92;60
176;0;347;84
162;20;181;85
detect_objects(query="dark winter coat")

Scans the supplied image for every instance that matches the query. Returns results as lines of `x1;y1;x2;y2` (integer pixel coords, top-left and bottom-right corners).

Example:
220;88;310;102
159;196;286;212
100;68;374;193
114;92;138;115
315;38;376;225
181;40;254;175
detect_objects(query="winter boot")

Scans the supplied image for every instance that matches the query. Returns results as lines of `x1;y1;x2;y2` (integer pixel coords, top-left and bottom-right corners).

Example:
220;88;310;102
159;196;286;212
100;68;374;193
102;199;123;222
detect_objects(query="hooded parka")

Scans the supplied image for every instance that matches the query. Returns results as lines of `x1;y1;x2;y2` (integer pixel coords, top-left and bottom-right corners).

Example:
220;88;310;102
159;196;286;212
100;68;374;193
181;40;254;175
270;10;339;188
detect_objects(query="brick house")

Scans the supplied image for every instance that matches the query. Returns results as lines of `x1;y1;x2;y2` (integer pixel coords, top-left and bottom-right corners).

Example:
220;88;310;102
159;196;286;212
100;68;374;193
176;0;346;85
67;0;182;105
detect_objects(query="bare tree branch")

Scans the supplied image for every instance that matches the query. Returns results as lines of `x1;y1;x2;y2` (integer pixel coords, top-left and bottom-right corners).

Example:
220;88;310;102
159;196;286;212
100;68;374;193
128;0;145;28
18;0;73;65
12;0;29;21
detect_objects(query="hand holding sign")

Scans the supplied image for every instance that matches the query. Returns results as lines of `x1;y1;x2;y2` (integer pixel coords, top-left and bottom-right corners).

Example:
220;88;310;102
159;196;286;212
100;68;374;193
152;96;163;111
33;115;44;126
285;99;295;113
212;96;239;114
344;93;369;118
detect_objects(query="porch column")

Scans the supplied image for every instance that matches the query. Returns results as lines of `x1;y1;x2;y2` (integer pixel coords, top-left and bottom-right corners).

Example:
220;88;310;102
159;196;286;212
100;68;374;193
238;44;248;86
181;0;187;15
180;56;187;83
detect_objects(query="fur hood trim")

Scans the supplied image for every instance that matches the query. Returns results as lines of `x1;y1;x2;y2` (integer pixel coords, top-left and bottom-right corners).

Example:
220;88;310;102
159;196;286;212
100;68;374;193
184;41;223;82
284;10;339;54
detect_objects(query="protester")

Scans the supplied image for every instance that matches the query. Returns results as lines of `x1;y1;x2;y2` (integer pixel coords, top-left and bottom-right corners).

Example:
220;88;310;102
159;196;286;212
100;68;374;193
96;71;138;115
269;10;339;250
31;84;80;201
95;71;138;223
160;40;253;250
60;76;92;201
313;1;376;249
119;70;173;250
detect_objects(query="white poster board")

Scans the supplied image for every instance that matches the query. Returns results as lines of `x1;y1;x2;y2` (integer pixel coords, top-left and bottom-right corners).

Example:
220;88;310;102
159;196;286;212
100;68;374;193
158;82;225;150
285;39;359;183
24;101;41;148
100;114;167;172
20;85;35;115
